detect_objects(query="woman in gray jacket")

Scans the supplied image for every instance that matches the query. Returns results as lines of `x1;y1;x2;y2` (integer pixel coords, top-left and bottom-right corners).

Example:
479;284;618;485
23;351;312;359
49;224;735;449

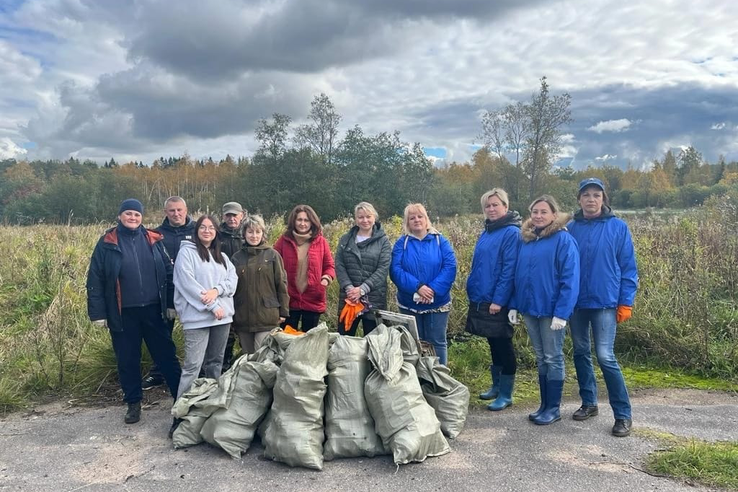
335;202;392;336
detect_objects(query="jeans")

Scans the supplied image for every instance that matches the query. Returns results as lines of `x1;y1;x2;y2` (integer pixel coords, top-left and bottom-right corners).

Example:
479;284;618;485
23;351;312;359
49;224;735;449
524;315;566;381
570;308;632;419
400;309;450;365
176;324;231;399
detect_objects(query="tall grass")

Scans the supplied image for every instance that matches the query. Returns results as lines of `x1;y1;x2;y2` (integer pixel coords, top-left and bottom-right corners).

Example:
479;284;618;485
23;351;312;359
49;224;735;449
0;203;736;412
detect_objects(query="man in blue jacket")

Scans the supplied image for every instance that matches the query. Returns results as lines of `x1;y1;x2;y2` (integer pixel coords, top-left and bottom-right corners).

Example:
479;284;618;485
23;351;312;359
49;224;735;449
142;196;195;390
567;178;639;437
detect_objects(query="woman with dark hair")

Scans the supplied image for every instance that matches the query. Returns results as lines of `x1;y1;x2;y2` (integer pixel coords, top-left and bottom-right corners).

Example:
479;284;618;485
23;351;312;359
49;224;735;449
465;189;521;411
274;205;335;331
567;178;639;437
510;195;579;425
173;214;237;404
86;198;181;426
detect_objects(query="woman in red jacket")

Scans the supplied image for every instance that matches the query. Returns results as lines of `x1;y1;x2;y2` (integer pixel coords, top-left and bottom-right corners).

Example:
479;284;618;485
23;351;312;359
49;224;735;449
274;205;335;331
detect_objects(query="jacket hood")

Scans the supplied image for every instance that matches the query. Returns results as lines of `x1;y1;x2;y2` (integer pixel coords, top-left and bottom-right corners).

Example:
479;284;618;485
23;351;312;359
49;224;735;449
219;222;241;237
348;222;387;241
485;211;522;232
159;216;192;231
245;241;270;252
521;213;571;243
103;226;163;247
179;240;197;251
573;205;615;222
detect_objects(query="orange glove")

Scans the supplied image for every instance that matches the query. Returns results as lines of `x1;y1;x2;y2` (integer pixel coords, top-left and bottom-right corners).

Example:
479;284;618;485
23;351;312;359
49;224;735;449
283;325;304;335
616;305;632;324
339;300;364;333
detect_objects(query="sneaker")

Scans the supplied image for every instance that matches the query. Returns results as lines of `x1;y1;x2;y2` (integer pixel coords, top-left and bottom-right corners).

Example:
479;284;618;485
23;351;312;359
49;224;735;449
125;402;141;424
612;418;632;437
572;405;599;421
142;374;165;390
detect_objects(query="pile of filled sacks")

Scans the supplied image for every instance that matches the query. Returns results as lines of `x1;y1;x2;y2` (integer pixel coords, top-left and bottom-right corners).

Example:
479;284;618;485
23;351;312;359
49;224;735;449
171;323;470;469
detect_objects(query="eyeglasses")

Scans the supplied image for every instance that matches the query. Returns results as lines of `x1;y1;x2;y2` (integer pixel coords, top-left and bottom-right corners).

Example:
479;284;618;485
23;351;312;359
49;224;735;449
199;226;217;232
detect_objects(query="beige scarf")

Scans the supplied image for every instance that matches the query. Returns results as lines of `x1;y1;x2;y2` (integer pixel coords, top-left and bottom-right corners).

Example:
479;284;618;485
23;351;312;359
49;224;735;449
293;232;312;293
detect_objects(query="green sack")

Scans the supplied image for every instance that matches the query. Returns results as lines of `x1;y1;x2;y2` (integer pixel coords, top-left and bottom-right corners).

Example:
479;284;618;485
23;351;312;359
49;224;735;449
416;356;470;439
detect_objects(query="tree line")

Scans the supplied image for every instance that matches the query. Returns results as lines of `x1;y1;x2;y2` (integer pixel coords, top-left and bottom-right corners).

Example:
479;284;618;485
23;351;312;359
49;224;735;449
2;85;737;225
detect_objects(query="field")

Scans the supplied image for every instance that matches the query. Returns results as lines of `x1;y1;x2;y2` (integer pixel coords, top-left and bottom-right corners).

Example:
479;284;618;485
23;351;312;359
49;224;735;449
1;206;737;412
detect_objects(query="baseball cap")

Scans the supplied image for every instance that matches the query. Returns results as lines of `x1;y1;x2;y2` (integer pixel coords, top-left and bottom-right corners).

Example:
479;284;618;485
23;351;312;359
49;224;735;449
222;202;244;215
578;177;605;193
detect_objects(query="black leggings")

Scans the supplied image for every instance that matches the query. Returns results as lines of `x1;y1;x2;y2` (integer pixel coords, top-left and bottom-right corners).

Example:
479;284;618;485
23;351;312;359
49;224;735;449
341;316;377;337
488;336;516;375
282;310;322;332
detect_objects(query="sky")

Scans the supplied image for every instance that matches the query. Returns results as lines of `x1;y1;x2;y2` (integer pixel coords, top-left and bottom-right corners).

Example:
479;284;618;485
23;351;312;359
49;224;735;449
0;0;737;170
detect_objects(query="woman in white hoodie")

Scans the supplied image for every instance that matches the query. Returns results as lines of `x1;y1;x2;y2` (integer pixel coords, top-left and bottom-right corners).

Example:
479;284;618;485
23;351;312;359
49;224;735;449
173;214;237;401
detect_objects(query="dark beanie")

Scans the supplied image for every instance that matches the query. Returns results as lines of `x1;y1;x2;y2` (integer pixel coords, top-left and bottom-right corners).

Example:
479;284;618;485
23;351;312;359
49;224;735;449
119;198;144;215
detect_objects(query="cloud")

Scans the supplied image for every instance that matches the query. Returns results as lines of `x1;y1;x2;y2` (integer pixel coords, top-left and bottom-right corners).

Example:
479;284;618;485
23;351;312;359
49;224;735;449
711;122;726;130
588;119;633;133
0;137;27;159
595;154;617;161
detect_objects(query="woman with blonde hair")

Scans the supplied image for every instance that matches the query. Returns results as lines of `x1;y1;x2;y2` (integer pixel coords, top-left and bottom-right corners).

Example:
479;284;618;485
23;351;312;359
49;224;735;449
390;203;457;364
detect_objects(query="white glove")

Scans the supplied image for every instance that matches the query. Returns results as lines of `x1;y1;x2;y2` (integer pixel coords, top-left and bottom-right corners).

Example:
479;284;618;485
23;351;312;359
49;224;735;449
92;319;107;328
166;308;177;320
508;309;519;325
551;317;567;330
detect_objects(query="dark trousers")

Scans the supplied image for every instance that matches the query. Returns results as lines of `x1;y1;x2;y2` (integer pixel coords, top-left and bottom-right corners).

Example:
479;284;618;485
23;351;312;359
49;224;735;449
488;336;517;375
222;327;237;369
146;318;175;378
110;305;181;403
281;310;322;332
341;316;377;337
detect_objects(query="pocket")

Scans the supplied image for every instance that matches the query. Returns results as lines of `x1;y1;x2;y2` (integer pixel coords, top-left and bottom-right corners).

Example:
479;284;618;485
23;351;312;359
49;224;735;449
263;297;281;308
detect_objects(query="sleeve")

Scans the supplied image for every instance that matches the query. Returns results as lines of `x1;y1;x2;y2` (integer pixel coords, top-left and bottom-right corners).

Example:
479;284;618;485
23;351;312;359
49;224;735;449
321;237;336;279
334;235;352;290
173;249;214;313
427;236;457;297
160;243;175;309
217;254;238;298
617;223;639;306
390;237;421;294
491;229;519;307
553;234;581;320
362;236;392;294
86;240;107;321
273;251;290;317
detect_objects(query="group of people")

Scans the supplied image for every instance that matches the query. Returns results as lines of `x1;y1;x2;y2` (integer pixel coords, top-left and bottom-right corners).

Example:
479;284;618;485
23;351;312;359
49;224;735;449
466;178;638;437
86;176;637;439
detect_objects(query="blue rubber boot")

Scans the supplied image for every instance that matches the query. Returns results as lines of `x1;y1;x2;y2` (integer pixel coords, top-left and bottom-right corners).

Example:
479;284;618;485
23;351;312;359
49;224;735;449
488;374;514;411
528;374;548;421
479;365;502;400
534;379;564;425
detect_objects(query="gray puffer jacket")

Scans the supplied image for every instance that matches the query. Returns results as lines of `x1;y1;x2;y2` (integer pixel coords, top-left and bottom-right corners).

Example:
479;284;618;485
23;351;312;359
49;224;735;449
335;223;392;319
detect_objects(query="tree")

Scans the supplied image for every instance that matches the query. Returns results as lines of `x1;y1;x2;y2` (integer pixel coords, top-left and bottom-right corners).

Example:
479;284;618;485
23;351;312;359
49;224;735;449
254;113;292;165
480;101;529;201
294;93;342;165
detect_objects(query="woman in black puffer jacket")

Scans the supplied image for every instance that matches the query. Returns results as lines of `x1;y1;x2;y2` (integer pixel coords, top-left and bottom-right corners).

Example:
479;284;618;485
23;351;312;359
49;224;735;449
335;202;392;336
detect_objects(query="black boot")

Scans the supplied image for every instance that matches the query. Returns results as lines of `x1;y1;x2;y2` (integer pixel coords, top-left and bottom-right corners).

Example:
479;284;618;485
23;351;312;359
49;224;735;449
528;374;548;421
125;402;141;424
168;417;183;438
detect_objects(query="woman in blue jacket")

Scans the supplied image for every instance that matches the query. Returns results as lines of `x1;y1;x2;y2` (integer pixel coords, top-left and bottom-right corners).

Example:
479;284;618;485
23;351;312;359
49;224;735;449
390;203;457;365
465;189;522;411
567;178;639;437
510;195;579;425
86;199;181;426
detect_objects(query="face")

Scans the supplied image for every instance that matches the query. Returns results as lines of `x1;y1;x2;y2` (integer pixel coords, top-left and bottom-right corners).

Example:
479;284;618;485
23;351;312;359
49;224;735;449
407;210;427;234
164;200;187;227
578;186;604;218
245;226;264;246
294;211;312;234
531;201;556;229
224;212;244;229
484;195;508;221
118;210;142;230
198;218;217;245
355;209;376;233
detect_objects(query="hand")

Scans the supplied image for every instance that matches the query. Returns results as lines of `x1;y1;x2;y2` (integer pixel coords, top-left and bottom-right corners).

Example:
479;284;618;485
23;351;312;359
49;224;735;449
166;308;177;320
347;286;362;303
417;285;434;301
320;276;331;288
616;305;633;324
278;317;286;324
508;309;518;325
201;288;218;305
92;319;107;328
551;317;567;330
214;307;225;320
489;303;502;315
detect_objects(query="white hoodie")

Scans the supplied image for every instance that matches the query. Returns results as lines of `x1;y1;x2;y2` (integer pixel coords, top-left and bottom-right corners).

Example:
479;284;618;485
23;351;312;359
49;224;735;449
174;241;237;329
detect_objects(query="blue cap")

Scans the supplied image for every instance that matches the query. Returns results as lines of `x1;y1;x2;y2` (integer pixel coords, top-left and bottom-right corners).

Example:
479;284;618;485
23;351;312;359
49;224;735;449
119;198;144;215
578;177;605;194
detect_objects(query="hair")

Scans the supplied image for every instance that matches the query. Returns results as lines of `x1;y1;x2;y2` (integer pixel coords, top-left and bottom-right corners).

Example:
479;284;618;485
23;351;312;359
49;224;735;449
529;194;561;214
354;201;378;220
285;204;322;237
241;214;266;237
194;215;226;266
164;196;187;208
402;203;433;235
577;185;611;207
480;188;509;212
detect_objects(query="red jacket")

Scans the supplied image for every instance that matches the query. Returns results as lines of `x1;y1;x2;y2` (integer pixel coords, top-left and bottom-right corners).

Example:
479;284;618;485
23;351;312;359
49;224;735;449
274;233;335;313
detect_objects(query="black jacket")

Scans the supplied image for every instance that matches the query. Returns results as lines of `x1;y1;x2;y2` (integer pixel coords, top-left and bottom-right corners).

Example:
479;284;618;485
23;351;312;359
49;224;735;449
219;222;244;259
155;216;195;261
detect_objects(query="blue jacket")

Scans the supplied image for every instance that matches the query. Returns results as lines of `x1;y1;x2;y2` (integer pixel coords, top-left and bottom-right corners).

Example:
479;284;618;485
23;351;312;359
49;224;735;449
512;215;580;320
466;213;522;306
155;216;195;261
86;225;174;332
567;207;639;309
390;230;457;311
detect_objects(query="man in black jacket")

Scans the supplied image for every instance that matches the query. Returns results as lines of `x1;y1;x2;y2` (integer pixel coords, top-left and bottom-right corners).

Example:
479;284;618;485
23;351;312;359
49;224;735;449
142;196;195;390
219;201;246;370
